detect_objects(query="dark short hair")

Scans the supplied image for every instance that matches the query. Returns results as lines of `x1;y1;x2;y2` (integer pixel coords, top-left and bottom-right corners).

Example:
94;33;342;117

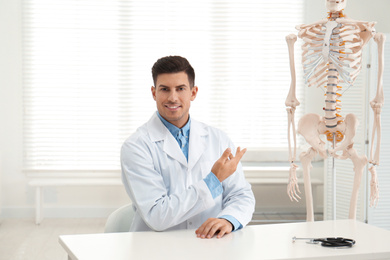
152;56;195;88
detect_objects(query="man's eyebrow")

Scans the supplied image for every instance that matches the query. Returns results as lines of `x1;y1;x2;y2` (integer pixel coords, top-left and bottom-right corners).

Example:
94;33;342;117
158;84;188;88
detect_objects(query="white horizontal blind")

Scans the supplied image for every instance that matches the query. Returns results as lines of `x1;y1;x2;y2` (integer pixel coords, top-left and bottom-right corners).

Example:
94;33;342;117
22;0;304;171
192;1;305;148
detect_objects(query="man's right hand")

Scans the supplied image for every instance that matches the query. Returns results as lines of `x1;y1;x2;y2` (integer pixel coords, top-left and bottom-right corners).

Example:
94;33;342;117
211;147;247;182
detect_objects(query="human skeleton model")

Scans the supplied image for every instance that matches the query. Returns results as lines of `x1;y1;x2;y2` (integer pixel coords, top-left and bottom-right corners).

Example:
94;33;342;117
285;0;386;221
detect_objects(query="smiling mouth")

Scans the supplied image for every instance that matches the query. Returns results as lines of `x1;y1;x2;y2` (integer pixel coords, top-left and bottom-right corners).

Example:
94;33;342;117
165;104;181;111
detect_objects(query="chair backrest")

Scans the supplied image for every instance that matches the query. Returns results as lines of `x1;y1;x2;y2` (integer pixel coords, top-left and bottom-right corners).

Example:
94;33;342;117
104;203;134;233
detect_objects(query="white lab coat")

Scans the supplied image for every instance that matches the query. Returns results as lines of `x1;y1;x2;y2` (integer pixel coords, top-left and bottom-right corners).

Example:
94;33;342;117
121;112;255;232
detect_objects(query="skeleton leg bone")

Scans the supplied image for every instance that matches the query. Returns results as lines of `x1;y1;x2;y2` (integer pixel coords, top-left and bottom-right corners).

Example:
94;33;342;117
368;109;381;206
340;145;368;219
295;113;328;221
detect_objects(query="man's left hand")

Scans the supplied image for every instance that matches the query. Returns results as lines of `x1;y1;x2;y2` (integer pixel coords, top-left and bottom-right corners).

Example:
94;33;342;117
195;218;233;239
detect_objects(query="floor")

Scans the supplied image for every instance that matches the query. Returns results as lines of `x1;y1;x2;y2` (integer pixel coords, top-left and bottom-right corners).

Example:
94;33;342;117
0;218;106;260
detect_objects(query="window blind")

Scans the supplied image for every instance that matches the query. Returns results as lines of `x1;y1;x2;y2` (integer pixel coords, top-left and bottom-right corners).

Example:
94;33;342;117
22;0;305;171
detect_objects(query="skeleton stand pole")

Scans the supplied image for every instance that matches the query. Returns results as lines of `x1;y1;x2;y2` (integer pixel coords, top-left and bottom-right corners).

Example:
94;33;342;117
332;133;336;220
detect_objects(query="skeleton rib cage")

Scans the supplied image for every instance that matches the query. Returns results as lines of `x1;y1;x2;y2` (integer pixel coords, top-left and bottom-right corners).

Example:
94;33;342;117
298;20;375;131
302;22;365;89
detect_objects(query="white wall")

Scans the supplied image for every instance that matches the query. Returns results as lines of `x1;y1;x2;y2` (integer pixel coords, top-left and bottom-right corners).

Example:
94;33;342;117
0;0;25;217
1;0;389;219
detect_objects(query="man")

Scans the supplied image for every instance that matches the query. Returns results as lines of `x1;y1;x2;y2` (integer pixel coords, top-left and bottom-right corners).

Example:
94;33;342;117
121;56;255;239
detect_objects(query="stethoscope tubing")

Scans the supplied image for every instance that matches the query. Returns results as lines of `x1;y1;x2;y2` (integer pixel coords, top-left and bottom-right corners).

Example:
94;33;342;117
313;237;356;247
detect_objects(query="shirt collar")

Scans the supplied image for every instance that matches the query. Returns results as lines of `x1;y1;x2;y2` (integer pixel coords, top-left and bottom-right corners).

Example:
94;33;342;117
157;111;191;137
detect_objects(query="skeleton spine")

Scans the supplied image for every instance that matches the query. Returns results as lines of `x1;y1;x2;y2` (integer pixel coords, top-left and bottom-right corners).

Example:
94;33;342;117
324;65;341;128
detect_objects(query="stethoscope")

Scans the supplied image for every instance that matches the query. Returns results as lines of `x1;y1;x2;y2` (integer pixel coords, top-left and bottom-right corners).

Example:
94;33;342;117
292;236;356;248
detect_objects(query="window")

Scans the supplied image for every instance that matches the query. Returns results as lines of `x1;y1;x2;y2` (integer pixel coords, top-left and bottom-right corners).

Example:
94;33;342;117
22;0;305;172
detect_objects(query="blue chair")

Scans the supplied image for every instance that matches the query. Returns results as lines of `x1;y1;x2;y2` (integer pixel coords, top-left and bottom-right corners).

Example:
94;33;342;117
104;203;134;233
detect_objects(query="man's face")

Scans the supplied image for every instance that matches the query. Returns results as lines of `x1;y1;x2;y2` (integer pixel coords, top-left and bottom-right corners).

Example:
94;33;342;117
326;0;347;12
152;71;198;128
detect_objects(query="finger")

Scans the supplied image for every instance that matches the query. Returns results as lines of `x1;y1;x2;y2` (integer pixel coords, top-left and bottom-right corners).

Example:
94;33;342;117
237;147;247;159
287;185;293;202
292;192;299;202
206;220;226;239
196;224;208;238
292;184;300;201
204;219;221;239
195;222;207;237
196;227;205;238
217;229;226;239
296;183;301;194
232;147;247;162
216;220;233;239
197;219;216;239
293;186;301;202
216;225;231;239
205;226;218;239
221;148;232;161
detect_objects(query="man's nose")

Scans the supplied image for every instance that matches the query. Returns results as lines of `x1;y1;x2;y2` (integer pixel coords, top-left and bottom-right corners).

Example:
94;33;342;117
168;90;178;102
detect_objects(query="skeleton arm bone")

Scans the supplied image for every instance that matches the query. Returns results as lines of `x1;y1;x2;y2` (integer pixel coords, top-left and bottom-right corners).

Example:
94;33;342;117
285;34;301;201
369;166;379;207
285;34;300;110
365;32;385;208
285;34;300;161
369;32;386;165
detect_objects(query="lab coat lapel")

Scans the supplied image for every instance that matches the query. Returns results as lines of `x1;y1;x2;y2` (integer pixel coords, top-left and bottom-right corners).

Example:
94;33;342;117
147;113;187;167
188;119;208;172
163;135;187;167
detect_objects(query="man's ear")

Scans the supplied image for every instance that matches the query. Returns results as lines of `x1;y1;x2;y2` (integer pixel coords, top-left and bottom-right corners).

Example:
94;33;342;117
191;86;198;101
151;86;156;100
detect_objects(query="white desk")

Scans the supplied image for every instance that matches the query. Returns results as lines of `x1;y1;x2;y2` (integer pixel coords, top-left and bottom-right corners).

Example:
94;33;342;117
59;219;390;260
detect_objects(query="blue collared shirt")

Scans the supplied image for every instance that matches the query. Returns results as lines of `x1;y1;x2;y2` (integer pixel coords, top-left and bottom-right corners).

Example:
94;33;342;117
157;112;190;160
156;112;242;231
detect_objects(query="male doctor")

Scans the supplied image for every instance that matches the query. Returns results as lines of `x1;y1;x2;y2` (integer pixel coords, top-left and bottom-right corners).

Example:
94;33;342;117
121;56;255;239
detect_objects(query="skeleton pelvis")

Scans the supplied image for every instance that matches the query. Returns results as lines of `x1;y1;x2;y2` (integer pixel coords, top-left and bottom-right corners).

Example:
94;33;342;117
297;113;347;147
